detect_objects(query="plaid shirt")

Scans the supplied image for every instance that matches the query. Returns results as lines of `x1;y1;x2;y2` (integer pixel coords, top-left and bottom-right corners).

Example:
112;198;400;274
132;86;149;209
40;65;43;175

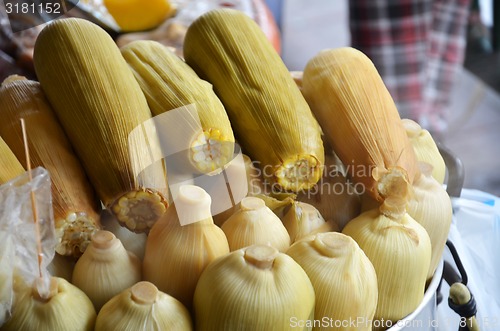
349;0;471;133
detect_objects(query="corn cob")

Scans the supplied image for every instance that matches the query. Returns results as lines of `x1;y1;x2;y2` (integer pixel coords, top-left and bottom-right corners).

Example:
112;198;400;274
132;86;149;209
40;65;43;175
184;9;324;193
33;18;168;233
302;48;419;201
0;76;101;257
121;40;235;174
0;135;24;184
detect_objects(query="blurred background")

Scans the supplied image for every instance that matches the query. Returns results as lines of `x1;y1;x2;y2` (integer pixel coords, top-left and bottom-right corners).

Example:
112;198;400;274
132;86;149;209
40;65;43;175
1;0;499;196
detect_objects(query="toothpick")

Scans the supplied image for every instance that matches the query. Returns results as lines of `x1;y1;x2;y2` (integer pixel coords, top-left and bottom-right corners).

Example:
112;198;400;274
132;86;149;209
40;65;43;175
20;118;44;279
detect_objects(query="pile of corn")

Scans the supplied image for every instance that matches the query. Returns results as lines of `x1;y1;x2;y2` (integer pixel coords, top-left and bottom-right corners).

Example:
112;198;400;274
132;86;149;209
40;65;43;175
0;9;452;331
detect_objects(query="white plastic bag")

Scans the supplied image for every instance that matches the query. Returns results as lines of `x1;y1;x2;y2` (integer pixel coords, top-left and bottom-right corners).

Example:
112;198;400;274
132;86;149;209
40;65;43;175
0;167;56;325
437;189;500;330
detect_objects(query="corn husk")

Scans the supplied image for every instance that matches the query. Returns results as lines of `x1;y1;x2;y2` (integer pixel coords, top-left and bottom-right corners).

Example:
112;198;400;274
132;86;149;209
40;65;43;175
100;210;147;260
0;76;101;257
342;197;431;328
302;48;419;201
407;163;452;280
0;277;96;331
287;232;378;331
184;9;324;192
403;119;446;184
297;153;361;230
33;18;168;233
282;201;338;243
0;136;24;185
143;185;229;310
221;197;290;252
95;281;192;331
72;231;141;311
194;244;315;331
121;40;235;174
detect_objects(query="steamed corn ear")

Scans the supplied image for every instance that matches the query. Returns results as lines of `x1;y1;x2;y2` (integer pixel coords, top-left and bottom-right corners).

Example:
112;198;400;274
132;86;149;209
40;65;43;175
0;76;101;257
194;245;315;331
184;9;324;192
402;119;446;184
302;48;419;201
0;135;24;184
121;40;235;174
33;18;168;233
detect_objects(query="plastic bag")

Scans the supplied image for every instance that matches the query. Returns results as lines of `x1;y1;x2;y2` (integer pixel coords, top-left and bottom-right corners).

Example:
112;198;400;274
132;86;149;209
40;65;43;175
0;167;56;324
437;189;500;330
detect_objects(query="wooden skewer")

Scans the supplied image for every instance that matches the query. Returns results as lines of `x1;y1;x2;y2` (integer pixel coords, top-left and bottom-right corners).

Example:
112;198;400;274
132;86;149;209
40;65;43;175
20;118;44;279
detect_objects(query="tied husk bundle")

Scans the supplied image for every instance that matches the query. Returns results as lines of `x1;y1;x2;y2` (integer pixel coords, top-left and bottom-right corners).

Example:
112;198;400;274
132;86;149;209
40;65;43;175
402;119;446;184
184;9;324;192
193;244;315;331
95;281;192;331
407;163;452;280
343;197;431;328
287;232;378;331
0;277;96;331
302;47;419;202
72;231;142;311
33;18;168;233
0;75;101;257
143;185;229;310
281;201;338;243
221;196;290;252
